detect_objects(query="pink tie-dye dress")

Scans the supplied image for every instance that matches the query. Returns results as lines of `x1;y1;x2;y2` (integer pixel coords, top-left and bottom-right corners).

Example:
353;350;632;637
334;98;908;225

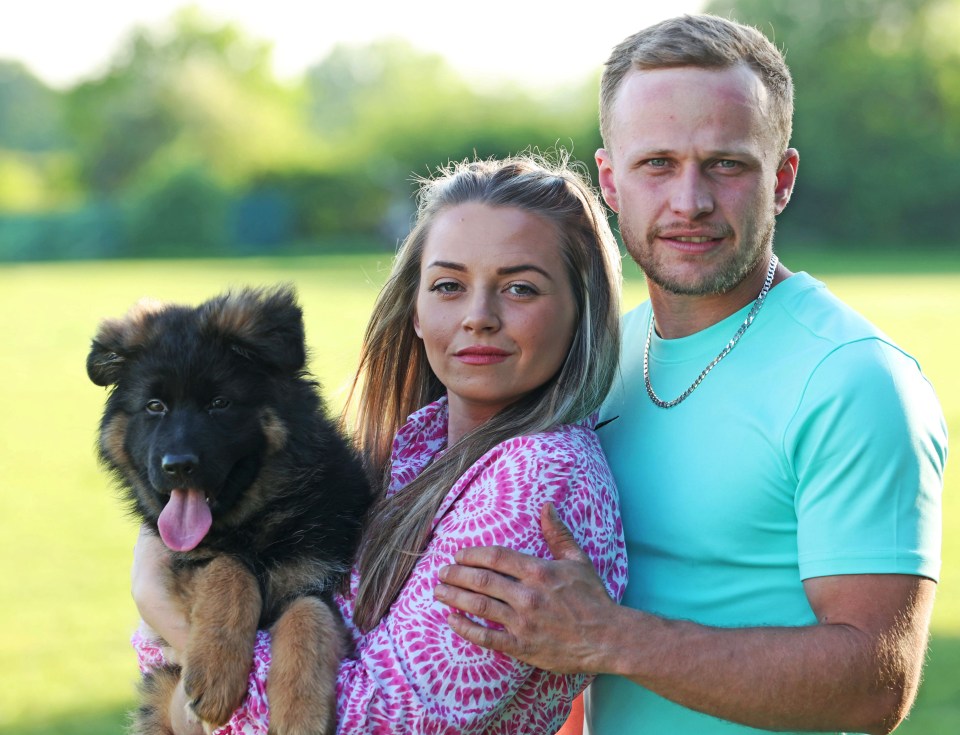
135;397;628;734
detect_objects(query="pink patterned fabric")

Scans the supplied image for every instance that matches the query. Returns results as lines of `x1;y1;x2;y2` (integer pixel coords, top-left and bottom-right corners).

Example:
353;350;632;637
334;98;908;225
131;625;167;675
132;628;272;735
134;397;628;734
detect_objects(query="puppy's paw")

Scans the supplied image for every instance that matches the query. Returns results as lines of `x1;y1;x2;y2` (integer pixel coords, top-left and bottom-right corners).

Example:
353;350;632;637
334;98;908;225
269;597;347;735
182;652;249;727
182;555;261;726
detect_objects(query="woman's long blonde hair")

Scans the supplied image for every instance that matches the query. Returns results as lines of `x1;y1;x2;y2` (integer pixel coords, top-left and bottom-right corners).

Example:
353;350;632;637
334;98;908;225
345;153;622;632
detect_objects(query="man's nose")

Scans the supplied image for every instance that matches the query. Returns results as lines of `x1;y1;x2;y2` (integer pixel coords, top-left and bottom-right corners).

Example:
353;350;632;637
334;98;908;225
670;166;715;219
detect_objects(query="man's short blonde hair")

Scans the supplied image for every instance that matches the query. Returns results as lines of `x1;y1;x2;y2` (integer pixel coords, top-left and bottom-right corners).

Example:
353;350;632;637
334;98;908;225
600;14;794;155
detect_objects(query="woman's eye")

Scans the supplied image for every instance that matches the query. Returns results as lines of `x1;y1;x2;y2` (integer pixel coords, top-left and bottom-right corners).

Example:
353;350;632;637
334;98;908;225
145;399;167;415
429;281;462;294
208;397;230;411
507;283;538;297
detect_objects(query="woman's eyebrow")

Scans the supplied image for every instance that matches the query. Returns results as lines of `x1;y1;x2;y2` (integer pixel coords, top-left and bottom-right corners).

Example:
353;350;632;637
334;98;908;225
497;264;553;279
425;261;553;280
424;260;466;271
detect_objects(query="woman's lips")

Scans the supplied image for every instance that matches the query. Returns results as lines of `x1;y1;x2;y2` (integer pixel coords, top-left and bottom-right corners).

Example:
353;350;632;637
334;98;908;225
454;346;511;365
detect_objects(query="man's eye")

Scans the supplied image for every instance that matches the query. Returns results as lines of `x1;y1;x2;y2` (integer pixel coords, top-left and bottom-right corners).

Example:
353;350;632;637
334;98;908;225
145;399;167;415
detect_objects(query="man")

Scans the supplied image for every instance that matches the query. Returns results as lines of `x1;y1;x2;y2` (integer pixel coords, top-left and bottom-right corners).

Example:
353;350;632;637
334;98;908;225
433;14;947;735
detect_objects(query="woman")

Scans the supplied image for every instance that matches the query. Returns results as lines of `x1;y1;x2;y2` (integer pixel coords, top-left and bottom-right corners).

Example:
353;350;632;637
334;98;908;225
133;154;628;734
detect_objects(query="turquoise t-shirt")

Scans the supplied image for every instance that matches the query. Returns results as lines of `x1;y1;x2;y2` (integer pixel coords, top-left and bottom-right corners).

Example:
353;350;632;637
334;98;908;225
589;272;947;735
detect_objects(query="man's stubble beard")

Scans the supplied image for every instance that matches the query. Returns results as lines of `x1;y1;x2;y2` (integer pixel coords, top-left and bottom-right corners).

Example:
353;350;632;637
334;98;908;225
619;215;776;297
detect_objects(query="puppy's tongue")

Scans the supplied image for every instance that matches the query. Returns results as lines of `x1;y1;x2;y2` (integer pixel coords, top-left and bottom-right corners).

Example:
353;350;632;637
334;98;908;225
158;488;212;551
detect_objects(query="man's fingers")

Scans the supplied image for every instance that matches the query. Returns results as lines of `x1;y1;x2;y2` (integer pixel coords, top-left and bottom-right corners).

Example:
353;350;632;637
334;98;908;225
541;502;592;564
446;612;518;655
435;566;519;620
453;543;544;580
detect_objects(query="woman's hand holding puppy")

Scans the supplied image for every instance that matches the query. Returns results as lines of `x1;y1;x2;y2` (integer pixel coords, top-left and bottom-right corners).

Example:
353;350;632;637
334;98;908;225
132;526;206;735
131;525;190;661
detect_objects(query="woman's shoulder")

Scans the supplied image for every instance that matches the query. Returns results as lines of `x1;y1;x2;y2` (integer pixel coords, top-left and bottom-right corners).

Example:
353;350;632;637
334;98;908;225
488;420;605;464
456;422;610;495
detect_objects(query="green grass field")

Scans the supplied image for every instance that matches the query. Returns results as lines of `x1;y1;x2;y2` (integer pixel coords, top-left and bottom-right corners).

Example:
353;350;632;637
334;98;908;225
0;251;955;734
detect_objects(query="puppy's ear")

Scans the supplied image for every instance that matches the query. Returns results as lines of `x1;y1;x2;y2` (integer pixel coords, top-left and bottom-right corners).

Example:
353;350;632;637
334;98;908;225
87;298;167;386
87;339;125;386
201;286;307;375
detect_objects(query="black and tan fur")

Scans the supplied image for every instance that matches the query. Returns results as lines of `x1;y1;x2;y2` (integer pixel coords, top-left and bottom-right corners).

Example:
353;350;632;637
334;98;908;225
87;286;370;735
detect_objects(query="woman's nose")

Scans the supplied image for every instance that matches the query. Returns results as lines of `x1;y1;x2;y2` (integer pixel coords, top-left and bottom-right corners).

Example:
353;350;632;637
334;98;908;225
461;292;500;331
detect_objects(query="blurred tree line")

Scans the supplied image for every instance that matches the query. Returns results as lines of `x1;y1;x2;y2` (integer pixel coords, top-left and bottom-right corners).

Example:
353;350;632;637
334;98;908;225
0;0;957;261
707;0;960;245
0;7;599;260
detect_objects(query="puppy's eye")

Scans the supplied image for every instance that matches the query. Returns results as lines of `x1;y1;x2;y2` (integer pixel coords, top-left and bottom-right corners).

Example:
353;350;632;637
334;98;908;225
208;397;230;411
145;399;167;415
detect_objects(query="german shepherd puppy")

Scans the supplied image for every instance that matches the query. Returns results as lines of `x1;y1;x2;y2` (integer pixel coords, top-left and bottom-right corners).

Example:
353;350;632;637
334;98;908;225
87;286;370;735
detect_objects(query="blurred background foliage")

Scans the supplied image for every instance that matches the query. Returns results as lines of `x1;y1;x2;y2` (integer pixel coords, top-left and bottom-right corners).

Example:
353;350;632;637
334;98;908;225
1;3;957;733
0;0;957;262
707;0;960;244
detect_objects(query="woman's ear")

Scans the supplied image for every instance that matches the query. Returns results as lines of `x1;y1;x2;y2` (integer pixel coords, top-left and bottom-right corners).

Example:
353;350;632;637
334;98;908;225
413;311;422;338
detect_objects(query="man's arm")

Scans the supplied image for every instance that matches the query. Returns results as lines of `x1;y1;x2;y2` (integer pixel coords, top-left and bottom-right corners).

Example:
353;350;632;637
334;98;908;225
435;504;935;735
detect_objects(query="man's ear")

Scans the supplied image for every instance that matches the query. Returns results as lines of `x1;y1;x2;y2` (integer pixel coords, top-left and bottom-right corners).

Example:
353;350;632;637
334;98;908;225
595;148;620;213
774;148;800;215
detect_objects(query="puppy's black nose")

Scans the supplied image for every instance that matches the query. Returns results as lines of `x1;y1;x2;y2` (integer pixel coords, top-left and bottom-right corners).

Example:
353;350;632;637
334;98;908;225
162;454;199;477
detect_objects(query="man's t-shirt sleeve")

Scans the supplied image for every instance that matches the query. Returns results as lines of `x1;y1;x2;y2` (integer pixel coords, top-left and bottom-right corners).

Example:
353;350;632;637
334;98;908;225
788;338;946;581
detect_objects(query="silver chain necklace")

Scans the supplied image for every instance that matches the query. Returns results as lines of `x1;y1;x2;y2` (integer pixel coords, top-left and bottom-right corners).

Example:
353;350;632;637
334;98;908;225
644;254;779;409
